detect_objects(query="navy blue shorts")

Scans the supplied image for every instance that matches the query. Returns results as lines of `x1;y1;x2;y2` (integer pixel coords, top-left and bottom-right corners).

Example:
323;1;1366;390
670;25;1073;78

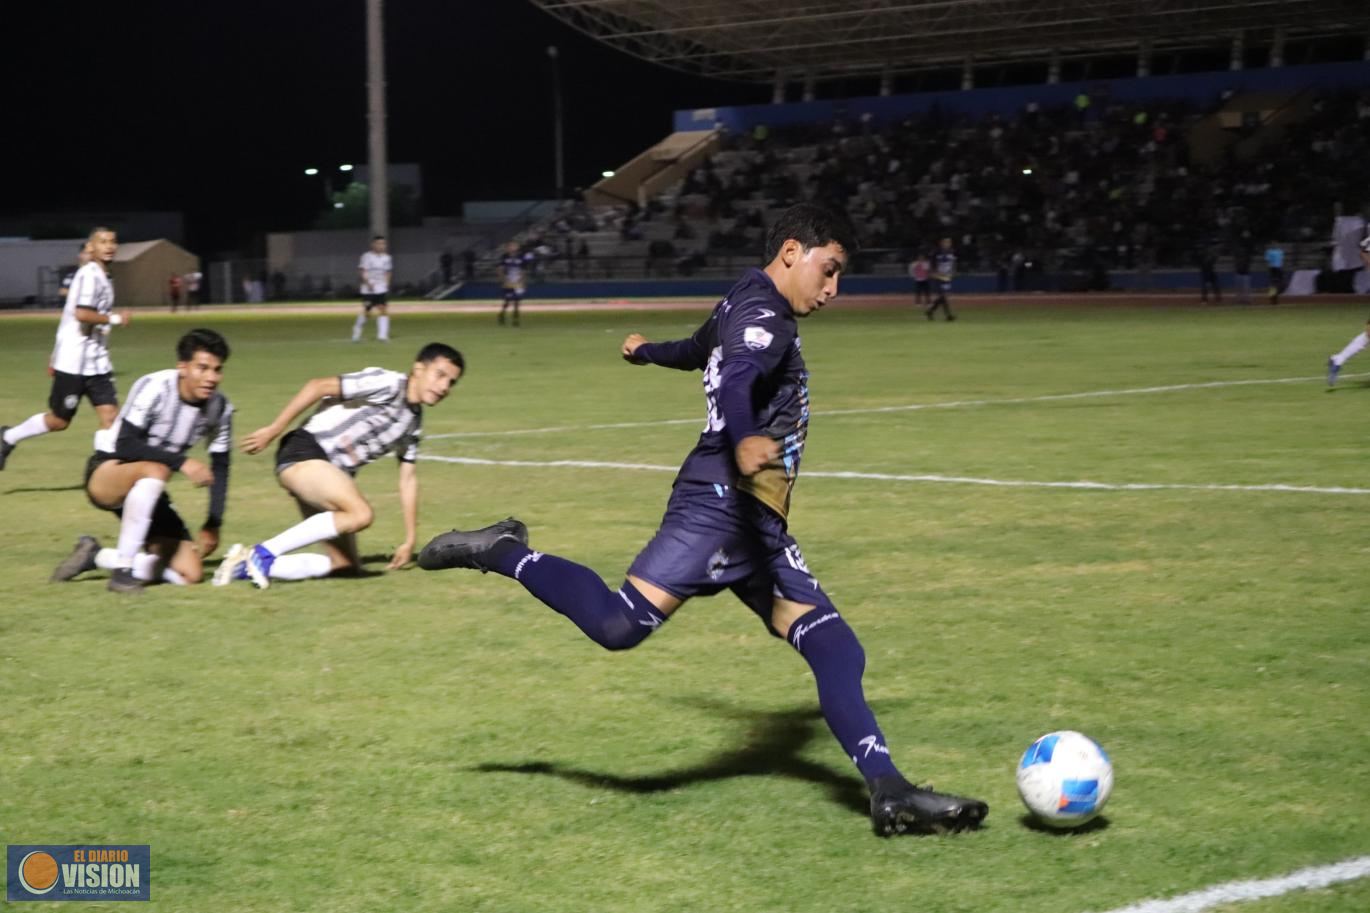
627;481;834;635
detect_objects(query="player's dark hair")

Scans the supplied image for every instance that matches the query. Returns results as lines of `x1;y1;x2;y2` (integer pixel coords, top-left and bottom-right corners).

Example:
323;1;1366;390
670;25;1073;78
763;203;859;263
177;328;230;363
373;235;385;241
416;342;464;375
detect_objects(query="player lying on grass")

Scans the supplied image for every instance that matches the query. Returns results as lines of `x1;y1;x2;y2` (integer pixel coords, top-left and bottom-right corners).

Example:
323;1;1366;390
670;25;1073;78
214;343;466;588
418;204;989;836
52;329;232;593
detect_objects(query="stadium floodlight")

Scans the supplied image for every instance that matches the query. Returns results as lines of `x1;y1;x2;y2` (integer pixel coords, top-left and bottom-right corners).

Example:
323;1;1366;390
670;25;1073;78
339;164;354;172
334;202;345;209
602;170;615;178
304;167;320;176
1022;167;1033;175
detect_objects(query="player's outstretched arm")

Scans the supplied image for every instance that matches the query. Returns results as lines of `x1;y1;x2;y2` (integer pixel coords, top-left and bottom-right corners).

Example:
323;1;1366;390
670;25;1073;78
241;376;342;454
620;325;709;370
388;460;419;569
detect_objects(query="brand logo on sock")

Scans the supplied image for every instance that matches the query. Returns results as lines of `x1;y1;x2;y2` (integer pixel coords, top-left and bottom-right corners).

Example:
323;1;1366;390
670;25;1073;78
788;611;838;649
638;612;664;629
513;551;543;580
858;735;890;758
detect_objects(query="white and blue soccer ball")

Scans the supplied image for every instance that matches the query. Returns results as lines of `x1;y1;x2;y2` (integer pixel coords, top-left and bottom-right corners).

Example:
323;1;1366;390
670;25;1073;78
1016;730;1114;828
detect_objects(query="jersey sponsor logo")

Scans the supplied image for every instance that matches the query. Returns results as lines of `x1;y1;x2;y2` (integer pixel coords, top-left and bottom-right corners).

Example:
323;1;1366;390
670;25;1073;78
743;326;774;350
702;347;725;432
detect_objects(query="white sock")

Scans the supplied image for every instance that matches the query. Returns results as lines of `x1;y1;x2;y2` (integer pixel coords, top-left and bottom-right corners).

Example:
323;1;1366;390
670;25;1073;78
1333;332;1367;366
96;547;186;585
262;511;340;557
352;313;366;340
4;413;50;446
116;478;165;566
270;553;334;580
377;315;390;340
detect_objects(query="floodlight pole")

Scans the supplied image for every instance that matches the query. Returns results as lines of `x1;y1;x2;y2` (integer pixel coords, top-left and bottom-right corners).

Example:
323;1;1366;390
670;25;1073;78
366;0;390;238
548;45;565;199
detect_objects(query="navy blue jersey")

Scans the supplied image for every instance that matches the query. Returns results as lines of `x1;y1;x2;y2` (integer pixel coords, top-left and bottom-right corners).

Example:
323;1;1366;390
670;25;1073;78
500;253;533;288
637;268;809;519
933;250;956;281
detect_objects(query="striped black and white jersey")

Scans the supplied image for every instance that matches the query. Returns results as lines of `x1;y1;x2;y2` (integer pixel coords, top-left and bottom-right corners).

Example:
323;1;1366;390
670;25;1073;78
302;367;421;471
51;262;116;376
95;368;234;457
359;251;393;294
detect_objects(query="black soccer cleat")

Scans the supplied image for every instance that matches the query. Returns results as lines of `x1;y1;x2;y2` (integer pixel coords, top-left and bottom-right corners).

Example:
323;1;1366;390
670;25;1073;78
51;535;101;582
869;774;988;836
106;567;144;594
417;518;529;572
0;426;12;470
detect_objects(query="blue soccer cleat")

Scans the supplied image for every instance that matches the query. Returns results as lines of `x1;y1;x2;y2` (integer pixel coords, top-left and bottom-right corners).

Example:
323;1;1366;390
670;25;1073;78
245;544;276;589
1328;357;1341;387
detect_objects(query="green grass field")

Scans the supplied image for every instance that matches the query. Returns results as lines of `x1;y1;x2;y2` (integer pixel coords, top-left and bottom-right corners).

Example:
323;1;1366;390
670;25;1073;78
2;298;1368;912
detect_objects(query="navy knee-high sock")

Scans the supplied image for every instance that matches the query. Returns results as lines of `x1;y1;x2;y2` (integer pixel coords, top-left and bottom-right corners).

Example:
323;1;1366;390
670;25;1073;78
484;540;665;650
788;607;900;784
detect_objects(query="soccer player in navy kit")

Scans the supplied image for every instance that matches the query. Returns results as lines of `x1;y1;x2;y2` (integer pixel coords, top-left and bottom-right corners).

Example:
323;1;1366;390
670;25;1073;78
419;204;988;836
926;237;956;321
497;242;533;326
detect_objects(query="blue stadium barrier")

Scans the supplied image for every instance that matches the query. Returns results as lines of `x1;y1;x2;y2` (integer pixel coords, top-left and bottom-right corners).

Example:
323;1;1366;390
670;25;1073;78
675;61;1370;133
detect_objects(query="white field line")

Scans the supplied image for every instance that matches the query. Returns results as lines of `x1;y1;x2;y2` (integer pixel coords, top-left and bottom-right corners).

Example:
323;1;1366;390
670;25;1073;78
416;455;1370;496
425;371;1368;441
1094;855;1370;913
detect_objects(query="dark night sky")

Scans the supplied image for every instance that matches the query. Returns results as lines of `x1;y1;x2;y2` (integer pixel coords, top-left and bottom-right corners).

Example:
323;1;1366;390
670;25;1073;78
6;1;769;253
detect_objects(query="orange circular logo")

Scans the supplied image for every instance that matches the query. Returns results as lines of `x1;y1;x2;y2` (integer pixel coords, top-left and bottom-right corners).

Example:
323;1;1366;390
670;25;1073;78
18;851;59;894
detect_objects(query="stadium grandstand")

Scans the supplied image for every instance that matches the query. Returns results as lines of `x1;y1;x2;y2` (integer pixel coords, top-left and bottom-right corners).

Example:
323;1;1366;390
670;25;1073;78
420;0;1370;299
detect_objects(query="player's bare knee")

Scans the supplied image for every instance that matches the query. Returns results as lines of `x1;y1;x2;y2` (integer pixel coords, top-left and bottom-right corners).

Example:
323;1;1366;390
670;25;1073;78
337;502;374;534
142;462;173;482
45;414;71;432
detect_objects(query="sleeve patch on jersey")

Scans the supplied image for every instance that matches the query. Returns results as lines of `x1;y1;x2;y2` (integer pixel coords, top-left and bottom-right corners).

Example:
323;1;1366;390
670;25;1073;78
743;326;774;350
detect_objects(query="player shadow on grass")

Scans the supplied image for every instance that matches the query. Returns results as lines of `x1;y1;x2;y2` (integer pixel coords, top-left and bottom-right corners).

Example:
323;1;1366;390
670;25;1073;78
1326;379;1370;394
473;697;877;816
4;484;84;495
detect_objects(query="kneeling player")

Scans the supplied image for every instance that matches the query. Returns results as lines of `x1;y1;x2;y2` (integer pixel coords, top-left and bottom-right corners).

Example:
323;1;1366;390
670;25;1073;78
215;342;464;588
51;329;233;593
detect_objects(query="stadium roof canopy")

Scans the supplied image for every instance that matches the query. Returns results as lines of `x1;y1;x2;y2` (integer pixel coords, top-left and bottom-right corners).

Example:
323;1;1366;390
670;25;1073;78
530;0;1370;83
